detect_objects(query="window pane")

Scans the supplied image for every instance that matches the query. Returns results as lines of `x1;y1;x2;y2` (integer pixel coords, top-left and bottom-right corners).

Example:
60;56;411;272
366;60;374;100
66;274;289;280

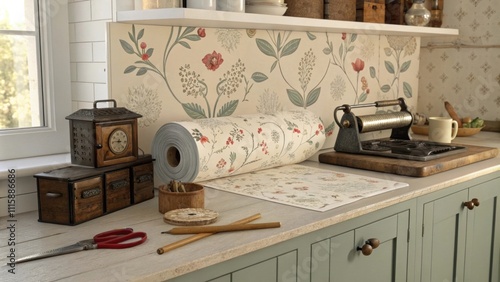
0;0;36;31
0;0;42;130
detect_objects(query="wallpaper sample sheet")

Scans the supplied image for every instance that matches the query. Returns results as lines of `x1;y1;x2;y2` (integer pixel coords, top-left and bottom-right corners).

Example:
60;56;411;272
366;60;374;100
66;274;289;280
202;164;409;212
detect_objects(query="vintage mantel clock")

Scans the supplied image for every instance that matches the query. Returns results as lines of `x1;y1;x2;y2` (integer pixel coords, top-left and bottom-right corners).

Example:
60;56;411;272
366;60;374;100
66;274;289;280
66;99;142;168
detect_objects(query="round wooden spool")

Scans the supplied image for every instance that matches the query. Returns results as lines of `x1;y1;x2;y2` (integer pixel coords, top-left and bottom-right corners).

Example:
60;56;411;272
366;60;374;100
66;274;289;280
163;208;219;226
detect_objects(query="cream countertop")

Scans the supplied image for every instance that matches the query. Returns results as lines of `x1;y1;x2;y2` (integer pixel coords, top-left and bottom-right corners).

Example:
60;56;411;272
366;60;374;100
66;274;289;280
0;131;499;281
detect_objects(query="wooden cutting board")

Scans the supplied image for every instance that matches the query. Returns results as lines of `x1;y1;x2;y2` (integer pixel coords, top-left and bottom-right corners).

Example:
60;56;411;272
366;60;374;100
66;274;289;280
318;144;498;177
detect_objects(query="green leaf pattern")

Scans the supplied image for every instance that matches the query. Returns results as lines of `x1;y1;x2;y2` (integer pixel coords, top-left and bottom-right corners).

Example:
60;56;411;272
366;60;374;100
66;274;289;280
120;25;268;119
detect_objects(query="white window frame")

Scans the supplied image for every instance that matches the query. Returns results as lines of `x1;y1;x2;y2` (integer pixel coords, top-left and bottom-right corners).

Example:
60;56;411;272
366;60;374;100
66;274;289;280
0;0;71;161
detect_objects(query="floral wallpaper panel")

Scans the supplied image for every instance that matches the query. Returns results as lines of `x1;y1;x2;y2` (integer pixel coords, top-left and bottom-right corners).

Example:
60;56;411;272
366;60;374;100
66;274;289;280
107;23;421;154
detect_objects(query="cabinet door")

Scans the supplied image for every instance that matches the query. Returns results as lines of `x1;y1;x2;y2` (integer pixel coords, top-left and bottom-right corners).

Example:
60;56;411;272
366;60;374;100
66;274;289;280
231;251;297;282
171;250;297;282
421;190;468;282
311;211;409;282
464;179;500;282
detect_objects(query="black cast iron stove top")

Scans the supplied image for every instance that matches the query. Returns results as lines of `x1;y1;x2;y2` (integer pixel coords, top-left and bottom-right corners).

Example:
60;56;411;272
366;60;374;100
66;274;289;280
360;139;467;161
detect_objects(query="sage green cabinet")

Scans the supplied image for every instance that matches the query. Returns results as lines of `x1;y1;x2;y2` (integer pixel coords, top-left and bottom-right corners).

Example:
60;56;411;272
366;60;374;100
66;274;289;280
170;200;414;282
311;211;410;282
417;174;500;282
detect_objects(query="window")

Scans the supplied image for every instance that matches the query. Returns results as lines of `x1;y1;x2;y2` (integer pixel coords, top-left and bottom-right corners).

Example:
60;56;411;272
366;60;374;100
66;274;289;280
0;0;42;130
0;0;71;160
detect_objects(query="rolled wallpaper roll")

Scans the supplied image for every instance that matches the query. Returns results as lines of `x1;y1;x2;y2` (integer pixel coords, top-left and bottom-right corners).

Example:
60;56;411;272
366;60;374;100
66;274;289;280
152;110;326;183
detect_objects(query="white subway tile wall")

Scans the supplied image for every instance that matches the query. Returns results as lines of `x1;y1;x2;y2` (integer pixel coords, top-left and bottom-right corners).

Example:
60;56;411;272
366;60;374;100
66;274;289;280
70;42;93;62
68;0;113;112
71;82;94;101
68;1;91;22
91;0;112;20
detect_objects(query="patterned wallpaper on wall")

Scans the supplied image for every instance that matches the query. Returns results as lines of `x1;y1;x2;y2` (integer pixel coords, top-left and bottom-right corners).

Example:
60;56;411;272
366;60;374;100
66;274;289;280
107;23;421;154
418;0;500;122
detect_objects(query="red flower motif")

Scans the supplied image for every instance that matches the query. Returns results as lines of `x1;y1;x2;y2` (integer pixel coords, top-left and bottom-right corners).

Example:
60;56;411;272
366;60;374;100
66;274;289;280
197;28;206;38
315;130;320;135
140;42;147;49
141;53;149;61
293;128;301;134
226;137;234;145
200;136;209;144
342;33;347;40
202;51;224;71
318;124;323;130
257;127;262;134
216;158;227;169
352;58;365;73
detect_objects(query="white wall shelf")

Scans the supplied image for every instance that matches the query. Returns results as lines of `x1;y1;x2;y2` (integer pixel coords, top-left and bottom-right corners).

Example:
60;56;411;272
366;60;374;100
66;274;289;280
116;8;459;37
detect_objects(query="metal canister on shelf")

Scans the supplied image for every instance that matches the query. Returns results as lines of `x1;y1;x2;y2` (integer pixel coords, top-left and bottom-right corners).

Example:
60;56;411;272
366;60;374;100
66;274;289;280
142;0;182;9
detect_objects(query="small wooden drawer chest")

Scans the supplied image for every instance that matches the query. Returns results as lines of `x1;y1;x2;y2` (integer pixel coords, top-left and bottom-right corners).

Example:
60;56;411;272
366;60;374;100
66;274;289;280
34;155;154;225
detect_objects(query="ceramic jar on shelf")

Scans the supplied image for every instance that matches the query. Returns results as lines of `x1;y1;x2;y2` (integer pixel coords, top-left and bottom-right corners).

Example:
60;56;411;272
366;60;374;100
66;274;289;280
217;0;245;12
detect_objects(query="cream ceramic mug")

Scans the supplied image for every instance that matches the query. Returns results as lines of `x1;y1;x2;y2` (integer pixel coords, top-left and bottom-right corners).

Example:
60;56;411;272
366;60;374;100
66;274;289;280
428;117;458;143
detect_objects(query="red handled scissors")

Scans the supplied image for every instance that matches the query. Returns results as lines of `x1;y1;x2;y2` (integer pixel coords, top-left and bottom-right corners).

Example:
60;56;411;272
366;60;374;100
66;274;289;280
15;228;147;264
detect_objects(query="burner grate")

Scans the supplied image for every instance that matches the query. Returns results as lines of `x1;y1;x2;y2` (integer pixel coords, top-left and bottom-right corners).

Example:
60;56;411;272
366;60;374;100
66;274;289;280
360;139;467;161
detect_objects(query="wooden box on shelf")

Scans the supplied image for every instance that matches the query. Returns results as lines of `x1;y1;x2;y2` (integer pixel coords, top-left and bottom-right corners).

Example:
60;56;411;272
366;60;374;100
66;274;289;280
325;0;356;21
355;0;404;24
357;0;385;23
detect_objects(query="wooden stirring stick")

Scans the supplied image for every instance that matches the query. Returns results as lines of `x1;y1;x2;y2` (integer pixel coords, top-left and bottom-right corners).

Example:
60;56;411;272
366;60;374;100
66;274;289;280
165;222;281;234
157;213;262;255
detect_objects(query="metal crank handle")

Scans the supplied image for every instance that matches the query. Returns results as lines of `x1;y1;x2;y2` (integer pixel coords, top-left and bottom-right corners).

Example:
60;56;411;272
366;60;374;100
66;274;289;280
333;98;408;128
336;98;406;112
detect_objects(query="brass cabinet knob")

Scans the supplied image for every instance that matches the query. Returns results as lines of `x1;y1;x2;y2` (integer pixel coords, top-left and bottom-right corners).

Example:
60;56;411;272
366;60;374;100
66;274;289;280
463;198;480;210
357;238;380;256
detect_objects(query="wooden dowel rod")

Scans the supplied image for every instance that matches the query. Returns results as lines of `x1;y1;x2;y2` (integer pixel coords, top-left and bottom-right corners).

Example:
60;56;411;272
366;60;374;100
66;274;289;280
166;222;281;234
157;213;262;255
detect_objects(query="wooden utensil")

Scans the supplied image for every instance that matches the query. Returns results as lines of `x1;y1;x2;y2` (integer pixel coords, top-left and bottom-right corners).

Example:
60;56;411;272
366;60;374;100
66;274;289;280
156;213;262;254
165;222;281;234
444;101;462;128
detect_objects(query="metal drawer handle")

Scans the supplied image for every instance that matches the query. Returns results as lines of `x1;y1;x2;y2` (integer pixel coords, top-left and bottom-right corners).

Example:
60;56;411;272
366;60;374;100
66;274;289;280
463;198;480;210
46;192;62;198
357;238;380;256
135;174;153;183
109;179;129;190
81;187;101;199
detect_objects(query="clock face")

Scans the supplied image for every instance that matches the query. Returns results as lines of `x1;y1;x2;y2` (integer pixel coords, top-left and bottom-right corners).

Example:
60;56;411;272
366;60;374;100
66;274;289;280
95;121;137;167
108;128;129;154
